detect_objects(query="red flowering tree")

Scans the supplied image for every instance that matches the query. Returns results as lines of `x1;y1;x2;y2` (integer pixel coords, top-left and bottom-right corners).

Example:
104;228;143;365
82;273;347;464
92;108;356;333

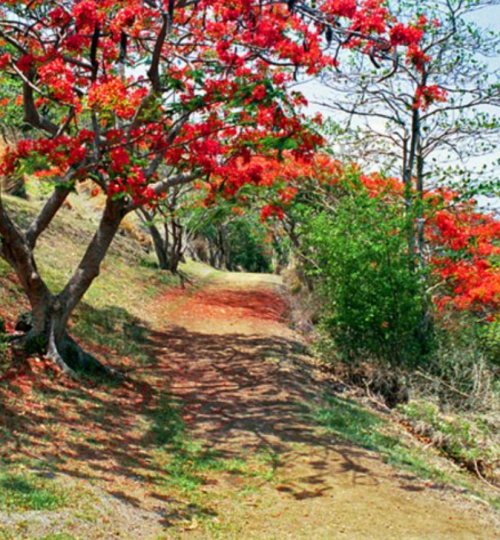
427;193;500;318
0;0;427;376
320;0;499;265
257;155;500;367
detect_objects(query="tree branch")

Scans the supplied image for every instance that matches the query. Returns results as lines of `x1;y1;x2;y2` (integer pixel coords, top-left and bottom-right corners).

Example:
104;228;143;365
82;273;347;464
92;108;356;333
147;13;169;92
126;171;201;213
25;186;73;249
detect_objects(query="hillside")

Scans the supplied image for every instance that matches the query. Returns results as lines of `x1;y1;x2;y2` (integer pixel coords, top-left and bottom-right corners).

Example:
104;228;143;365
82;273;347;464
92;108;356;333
0;195;499;539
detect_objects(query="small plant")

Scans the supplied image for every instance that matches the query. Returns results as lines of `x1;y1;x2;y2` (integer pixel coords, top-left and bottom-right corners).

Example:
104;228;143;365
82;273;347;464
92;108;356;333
399;401;500;482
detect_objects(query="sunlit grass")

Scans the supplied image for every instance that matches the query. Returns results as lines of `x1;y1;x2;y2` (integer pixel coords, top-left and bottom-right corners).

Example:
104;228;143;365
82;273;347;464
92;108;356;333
313;395;452;483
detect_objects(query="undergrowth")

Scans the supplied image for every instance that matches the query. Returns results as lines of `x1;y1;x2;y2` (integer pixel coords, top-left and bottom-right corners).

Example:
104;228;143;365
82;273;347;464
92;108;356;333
312;395;449;483
312;393;500;509
399;400;500;483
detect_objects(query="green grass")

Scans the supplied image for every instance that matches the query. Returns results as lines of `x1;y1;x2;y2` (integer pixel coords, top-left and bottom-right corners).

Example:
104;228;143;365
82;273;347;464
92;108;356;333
0;469;66;512
0;527;78;540
148;397;248;494
35;535;76;540
313;394;500;511
143;396;275;538
313;395;451;483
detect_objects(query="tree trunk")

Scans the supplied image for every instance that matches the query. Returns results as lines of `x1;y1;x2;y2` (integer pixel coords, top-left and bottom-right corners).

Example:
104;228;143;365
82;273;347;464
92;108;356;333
168;219;183;273
151;222;169;270
21;298;117;379
1;194;126;378
137;208;170;270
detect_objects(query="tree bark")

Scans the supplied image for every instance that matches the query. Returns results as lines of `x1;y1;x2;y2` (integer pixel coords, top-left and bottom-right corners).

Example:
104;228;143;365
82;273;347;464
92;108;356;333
1;194;126;377
168;219;184;273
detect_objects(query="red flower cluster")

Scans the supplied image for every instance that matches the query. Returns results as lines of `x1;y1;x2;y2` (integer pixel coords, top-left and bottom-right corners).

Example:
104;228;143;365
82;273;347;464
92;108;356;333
261;204;285;221
350;0;390;34
429;204;500;313
0;132;94;179
88;77;148;119
321;0;357;20
414;85;448;110
108;166;158;206
39;57;77;105
390;23;424;47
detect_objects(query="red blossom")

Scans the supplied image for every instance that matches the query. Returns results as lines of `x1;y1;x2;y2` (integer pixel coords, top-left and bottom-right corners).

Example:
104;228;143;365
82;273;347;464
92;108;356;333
0;53;11;70
321;0;357;19
252;84;267;101
406;44;431;71
390;23;424;46
414;85;448;110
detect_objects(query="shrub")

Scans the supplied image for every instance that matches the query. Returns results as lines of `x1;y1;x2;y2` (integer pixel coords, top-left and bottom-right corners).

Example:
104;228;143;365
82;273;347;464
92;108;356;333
302;177;429;368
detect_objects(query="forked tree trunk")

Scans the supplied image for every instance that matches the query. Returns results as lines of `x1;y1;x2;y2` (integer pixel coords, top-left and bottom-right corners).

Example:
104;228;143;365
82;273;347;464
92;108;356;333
138;208;170;270
0;193;126;378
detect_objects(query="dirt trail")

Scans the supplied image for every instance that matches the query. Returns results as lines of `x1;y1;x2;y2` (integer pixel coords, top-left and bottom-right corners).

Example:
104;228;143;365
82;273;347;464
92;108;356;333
157;271;500;539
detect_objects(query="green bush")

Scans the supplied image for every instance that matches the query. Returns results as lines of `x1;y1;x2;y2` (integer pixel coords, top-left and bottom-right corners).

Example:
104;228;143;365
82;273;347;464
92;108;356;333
478;317;500;367
302;177;429;368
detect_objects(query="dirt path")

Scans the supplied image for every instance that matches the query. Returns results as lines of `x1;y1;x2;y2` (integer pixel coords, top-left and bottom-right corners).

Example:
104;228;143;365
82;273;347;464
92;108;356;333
155;271;500;539
1;270;498;539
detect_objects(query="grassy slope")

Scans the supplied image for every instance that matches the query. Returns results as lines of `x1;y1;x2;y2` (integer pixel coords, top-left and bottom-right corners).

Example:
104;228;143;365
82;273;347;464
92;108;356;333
312;394;500;510
0;193;499;539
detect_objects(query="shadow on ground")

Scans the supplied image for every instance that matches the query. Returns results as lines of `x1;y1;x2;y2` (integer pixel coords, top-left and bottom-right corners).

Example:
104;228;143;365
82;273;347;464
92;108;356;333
0;290;416;531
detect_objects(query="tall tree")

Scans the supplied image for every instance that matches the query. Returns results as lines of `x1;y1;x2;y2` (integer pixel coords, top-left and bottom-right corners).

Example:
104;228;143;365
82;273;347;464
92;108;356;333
319;0;500;261
0;0;426;376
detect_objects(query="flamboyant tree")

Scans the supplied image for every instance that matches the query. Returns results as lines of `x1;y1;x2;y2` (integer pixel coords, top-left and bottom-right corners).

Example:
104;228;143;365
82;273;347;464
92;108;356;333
319;0;500;261
254;154;500;366
427;192;500;318
0;0;430;376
